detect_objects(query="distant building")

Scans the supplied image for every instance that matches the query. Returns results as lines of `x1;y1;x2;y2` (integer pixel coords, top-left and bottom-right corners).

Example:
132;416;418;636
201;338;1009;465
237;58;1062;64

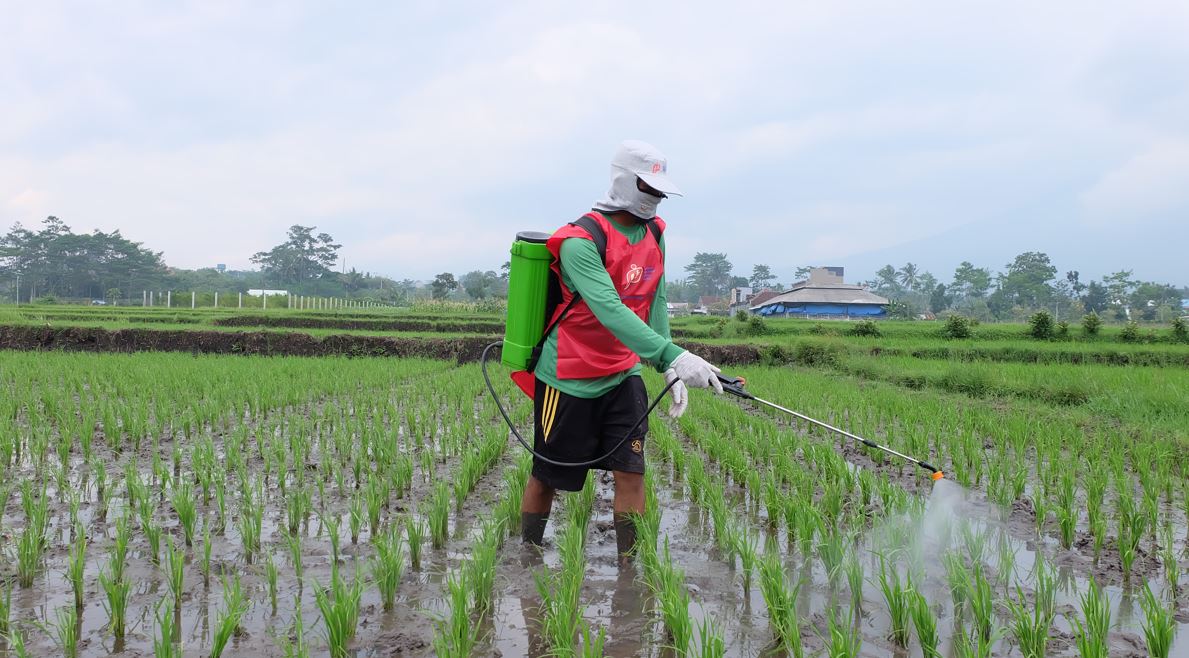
750;267;888;318
247;289;288;296
216;264;227;273
666;302;690;318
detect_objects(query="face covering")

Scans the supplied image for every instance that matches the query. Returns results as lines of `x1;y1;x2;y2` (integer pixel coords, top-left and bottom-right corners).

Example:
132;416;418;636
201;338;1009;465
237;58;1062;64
594;165;664;221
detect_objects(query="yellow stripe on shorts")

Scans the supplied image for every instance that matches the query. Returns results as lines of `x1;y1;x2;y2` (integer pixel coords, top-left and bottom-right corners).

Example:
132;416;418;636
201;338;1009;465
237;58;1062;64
542;386;559;442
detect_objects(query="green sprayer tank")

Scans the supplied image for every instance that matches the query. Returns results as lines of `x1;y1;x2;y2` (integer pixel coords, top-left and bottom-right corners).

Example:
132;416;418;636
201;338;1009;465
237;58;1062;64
502;231;552;370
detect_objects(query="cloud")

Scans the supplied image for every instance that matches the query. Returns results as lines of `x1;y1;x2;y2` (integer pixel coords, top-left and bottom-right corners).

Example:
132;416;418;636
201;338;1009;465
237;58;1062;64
1080;139;1189;223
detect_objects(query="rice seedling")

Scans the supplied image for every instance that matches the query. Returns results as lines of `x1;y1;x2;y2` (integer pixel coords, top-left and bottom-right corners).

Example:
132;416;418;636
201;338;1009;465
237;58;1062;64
349;492;363;544
908;590;941;658
758;549;803;657
265;551;279;614
1139;583;1174;658
98;554;131;639
967;566;996;644
171;479;197;546
877;555;912;648
652;540;694;653
239;480;265;562
287;484;311;535
67;530;86;610
210;574;250;658
39;605;80;658
579;623;608;657
1070;578;1110;658
372;524;406;612
952;627;996;658
467;521;501;616
405;515;426;570
826;608;862;658
432;568;481;657
732;526;759;597
0;579;10;638
201;522;214;586
844;550;865;612
15;486;49;588
694;616;726;658
8;623;32;658
818;529;847;585
315;566;364;658
153;598;181;658
275;602;311;658
162;535;184;614
428;481;451;549
1007;582;1053;658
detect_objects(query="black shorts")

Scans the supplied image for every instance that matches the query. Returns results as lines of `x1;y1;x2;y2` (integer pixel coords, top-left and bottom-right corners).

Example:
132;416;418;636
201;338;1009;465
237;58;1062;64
531;375;649;492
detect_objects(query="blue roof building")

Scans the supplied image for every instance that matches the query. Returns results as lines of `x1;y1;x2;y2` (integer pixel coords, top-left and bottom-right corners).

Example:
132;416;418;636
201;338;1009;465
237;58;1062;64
751;267;889;319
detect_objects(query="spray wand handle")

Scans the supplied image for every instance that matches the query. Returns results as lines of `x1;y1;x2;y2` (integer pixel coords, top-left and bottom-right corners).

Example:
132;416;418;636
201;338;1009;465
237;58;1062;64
716;374;754;399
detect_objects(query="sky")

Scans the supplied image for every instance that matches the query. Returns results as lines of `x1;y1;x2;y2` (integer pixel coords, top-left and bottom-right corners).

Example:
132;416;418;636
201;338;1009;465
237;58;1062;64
2;1;1188;287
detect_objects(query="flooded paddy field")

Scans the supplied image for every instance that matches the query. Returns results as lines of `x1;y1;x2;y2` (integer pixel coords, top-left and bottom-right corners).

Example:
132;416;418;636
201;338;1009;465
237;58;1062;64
0;350;1185;657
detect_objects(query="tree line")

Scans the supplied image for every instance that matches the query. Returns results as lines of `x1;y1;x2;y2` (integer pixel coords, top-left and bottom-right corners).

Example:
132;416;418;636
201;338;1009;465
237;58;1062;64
2;216;1183;319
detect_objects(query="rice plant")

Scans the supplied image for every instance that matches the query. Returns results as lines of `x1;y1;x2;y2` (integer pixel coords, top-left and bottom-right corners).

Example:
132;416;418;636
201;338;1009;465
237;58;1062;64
758;549;803;657
467;521;501;616
286;532;303;579
1139;583;1174;658
579;623;608;657
211;574;250;658
1071;578;1110;658
0;579;10;638
67;530;86;610
731;526;759;597
40;605;80;658
153;598;181;658
428;481;451;549
275;602;311;658
694;616;726;658
98;555;131;639
15;486;49;587
314;567;364;658
967;566;996;644
265;551;279;613
406;515;426;570
877;555;912;648
171;479;197;546
372;524;406;612
202;522;214;586
908;590;941;658
1007;582;1053;658
826;608;862;658
432;568;481;657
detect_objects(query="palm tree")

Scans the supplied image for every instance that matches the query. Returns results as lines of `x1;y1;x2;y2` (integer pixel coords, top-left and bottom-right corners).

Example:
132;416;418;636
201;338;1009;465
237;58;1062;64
898;263;919;291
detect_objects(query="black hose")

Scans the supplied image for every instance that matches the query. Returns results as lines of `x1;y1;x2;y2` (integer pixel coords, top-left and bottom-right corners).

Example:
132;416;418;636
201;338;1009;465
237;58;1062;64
481;341;676;468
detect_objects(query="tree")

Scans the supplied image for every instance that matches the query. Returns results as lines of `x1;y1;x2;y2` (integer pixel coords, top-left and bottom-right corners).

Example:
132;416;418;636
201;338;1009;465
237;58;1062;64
951;261;992;299
0;217;167;301
750;264;774;289
873;265;901;294
684;253;733;297
1102;270;1137;318
794;265;815;280
499;261;511;281
1065;271;1086;297
430;273;458;300
929;283;951;314
461;270;496;300
1082;281;1108;314
997;251;1057;310
340;268;365;296
916;271;938;296
1129;282;1181;321
898;263;920;291
250;225;341;285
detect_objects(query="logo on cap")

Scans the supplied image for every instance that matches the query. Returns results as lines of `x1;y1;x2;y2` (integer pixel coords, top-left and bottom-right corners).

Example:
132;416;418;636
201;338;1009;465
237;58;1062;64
651;162;663;174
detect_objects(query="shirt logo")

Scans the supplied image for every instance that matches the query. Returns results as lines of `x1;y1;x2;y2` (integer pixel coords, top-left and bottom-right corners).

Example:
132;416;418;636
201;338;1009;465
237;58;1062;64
624;264;643;289
631;439;643;454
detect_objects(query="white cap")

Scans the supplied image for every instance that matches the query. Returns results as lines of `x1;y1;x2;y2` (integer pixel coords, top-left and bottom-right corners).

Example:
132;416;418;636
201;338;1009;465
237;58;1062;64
611;140;683;197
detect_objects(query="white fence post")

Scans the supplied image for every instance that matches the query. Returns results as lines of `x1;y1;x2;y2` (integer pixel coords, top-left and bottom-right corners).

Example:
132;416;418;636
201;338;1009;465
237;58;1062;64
238;292;242;308
214;291;219;307
191;291;195;309
167;291;171;308
263;294;267;310
143;290;147;306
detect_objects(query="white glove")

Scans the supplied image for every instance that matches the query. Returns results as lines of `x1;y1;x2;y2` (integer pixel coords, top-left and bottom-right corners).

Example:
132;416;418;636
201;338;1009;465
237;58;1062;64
664;369;688;418
670;351;724;394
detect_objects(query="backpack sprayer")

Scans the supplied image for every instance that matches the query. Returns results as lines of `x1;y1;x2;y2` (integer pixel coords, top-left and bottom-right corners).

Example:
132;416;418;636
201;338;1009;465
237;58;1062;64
485;230;944;481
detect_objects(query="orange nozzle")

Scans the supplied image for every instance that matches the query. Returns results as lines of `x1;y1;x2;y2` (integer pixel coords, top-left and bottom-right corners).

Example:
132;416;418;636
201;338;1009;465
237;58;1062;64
931;471;945;481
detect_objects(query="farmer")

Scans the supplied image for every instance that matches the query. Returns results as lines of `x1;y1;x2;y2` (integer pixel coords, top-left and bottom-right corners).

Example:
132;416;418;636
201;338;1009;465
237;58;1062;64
520;139;725;562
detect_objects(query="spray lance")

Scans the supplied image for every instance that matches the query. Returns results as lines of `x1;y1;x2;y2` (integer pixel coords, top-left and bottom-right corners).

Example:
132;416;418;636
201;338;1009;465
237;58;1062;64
488;230;944;480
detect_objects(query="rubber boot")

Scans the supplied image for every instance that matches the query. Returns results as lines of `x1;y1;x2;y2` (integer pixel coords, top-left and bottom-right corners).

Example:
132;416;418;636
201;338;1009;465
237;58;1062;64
614;512;638;565
522;512;549;546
